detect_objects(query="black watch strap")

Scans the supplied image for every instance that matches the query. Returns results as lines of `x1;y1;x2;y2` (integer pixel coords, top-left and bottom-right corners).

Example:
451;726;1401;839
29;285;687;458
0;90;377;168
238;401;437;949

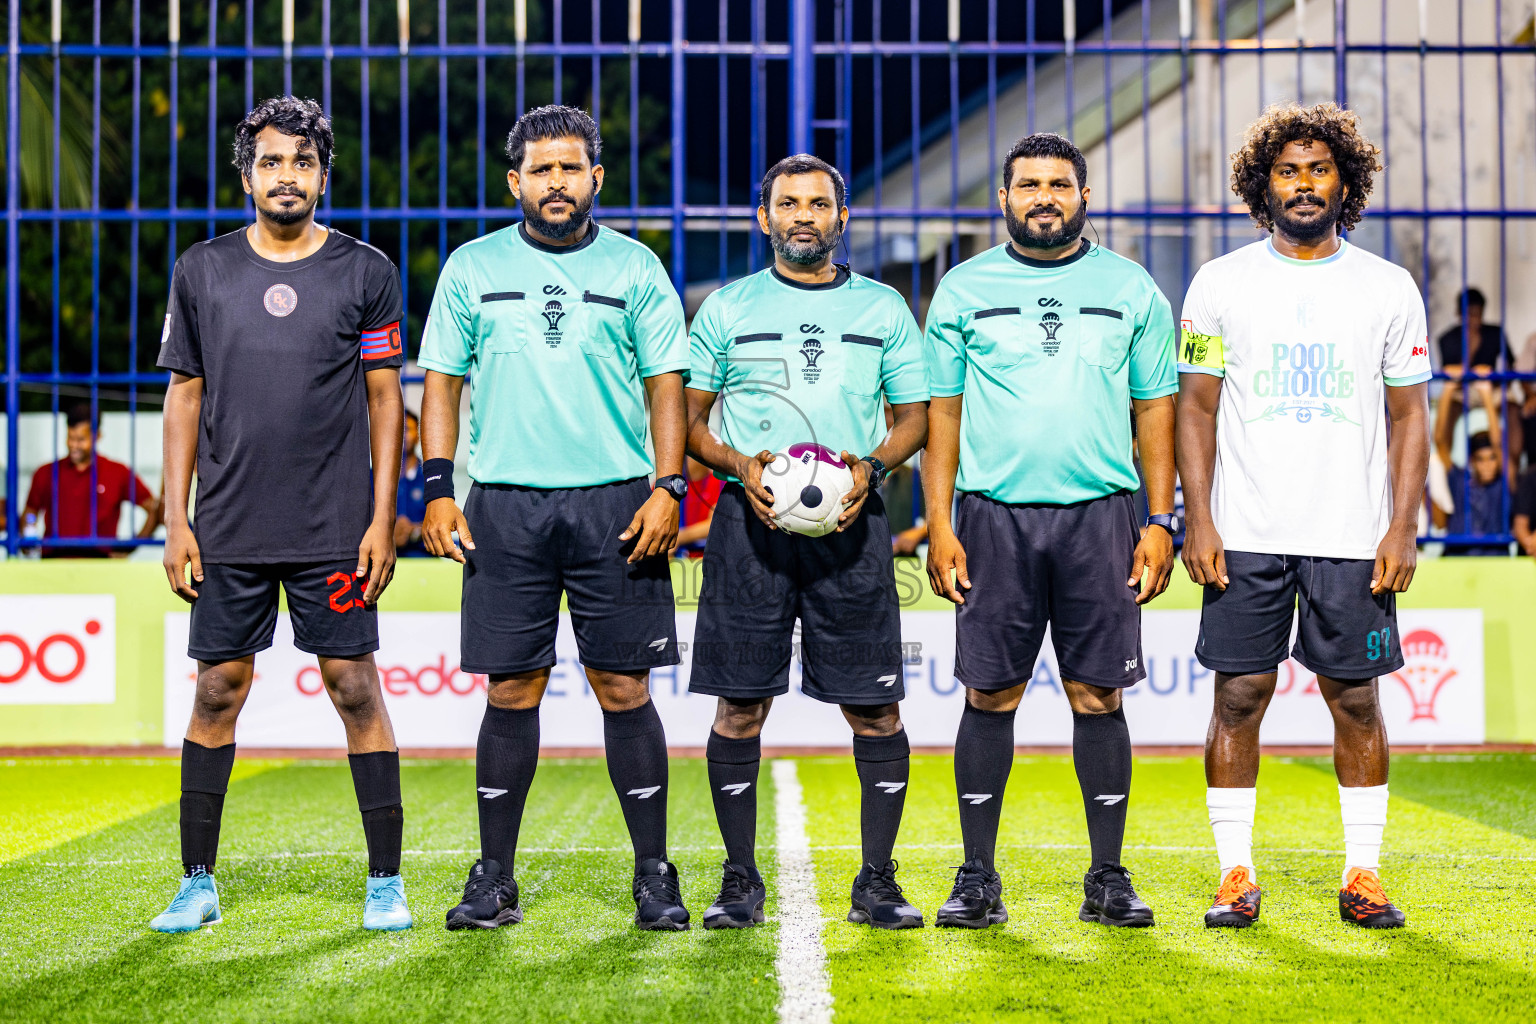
1146;513;1180;535
654;474;688;501
860;456;887;490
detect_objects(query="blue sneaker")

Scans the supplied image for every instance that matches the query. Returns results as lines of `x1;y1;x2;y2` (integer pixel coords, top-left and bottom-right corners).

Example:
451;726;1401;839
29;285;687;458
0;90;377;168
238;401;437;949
364;874;413;931
149;870;221;933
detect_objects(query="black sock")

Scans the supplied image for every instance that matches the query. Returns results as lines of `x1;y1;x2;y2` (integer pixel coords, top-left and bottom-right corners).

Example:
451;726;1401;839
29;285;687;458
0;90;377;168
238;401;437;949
603;701;669;867
476;704;540;875
1072;706;1133;869
348;750;403;877
706;730;761;871
853;729;910;869
954;702;1016;871
180;739;237;875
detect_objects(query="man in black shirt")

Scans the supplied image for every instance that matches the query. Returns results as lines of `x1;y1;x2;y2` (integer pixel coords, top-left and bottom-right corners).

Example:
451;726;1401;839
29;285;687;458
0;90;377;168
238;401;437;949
151;97;411;933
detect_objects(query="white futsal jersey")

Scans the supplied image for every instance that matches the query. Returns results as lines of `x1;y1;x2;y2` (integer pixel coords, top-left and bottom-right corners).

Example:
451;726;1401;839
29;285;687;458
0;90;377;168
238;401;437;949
1178;238;1431;560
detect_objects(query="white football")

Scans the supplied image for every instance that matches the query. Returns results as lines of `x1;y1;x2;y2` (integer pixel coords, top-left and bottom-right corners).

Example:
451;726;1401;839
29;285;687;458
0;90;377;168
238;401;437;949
763;443;855;537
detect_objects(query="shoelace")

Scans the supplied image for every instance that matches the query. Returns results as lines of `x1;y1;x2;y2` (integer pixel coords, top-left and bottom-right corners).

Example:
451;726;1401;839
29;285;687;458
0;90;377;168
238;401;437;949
635;871;682;905
1095;865;1139;902
716;867;756;905
166;882;210;915
947;864;990;901
463;872;507;905
369;884;407;912
1214;867;1255;906
1345;870;1389;906
862;861;909;904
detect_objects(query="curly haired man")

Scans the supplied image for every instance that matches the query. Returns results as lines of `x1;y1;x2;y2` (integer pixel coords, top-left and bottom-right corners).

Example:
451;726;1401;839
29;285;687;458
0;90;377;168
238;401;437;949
1176;102;1430;930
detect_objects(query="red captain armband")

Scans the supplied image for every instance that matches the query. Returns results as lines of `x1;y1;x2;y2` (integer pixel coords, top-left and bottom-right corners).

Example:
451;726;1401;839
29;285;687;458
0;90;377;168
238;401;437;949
361;322;403;361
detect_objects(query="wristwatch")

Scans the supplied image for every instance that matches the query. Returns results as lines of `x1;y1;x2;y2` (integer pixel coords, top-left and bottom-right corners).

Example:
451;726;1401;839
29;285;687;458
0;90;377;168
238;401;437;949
1146;513;1181;536
654;474;688;501
859;455;888;490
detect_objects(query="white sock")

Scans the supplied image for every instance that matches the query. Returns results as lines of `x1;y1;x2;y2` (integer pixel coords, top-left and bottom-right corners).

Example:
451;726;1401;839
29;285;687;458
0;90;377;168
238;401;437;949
1207;787;1257;881
1339;784;1389;884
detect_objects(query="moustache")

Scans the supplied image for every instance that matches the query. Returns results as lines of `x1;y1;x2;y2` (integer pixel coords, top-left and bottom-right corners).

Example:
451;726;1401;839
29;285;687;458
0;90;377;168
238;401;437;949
540;192;577;208
267;187;307;199
1027;205;1062;218
1286;195;1325;209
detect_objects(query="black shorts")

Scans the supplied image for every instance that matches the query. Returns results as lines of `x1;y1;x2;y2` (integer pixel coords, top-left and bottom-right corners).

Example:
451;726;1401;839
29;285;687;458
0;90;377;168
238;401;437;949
188;559;379;662
689;483;904;705
1196;550;1404;680
953;490;1144;690
460;478;679;676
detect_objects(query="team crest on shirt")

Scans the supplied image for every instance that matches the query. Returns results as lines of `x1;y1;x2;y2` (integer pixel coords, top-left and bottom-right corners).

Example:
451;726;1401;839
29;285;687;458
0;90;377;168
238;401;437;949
799;337;824;383
541;300;566;346
1038;310;1064;355
263;283;298;317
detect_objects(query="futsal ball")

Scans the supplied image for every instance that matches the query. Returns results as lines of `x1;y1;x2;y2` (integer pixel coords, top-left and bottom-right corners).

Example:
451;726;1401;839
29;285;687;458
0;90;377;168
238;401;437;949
763;443;855;537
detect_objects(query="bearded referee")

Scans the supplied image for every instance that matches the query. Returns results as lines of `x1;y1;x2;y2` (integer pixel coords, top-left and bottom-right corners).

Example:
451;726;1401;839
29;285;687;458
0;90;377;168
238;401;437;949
153;97;410;933
420;106;692;932
924;133;1178;929
685;155;930;930
1179;104;1429;930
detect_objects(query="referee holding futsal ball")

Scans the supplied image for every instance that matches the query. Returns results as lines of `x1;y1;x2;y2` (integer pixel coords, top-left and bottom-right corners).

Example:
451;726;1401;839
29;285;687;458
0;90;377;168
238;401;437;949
419;106;693;933
923;133;1179;930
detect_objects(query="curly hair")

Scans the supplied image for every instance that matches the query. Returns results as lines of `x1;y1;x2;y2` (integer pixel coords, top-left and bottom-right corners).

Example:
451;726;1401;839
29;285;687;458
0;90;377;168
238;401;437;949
232;96;333;179
1230;102;1381;232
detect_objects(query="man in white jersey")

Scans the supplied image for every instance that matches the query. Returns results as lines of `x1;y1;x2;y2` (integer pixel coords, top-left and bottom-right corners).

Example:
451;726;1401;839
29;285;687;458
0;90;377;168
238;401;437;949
1176;103;1430;930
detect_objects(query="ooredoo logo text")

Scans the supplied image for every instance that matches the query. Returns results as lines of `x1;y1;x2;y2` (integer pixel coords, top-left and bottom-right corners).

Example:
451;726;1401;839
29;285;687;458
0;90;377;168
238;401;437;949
0;618;102;685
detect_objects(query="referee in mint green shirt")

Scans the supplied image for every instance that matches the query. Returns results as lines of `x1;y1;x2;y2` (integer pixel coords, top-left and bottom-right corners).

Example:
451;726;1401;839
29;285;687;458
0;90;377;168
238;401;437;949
923;134;1179;931
418;106;691;933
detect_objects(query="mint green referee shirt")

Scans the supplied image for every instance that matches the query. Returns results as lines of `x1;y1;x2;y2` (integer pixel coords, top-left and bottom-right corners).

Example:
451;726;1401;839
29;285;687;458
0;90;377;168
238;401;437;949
689;266;930;482
418;222;689;488
924;240;1178;505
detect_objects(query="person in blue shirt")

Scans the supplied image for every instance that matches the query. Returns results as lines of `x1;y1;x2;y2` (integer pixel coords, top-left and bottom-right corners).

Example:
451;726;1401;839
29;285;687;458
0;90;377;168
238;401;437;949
394;410;428;556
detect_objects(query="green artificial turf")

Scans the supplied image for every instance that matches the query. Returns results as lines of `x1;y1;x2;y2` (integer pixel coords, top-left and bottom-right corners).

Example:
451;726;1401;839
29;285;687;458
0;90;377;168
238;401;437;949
1;754;1533;1024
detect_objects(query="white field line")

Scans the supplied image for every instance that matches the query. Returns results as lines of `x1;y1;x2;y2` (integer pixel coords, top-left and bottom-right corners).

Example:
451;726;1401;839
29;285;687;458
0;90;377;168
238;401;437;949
772;759;833;1024
29;843;1536;869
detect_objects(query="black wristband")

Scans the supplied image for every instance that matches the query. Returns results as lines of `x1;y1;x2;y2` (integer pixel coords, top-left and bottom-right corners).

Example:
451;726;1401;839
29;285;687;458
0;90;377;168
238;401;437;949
422;458;455;504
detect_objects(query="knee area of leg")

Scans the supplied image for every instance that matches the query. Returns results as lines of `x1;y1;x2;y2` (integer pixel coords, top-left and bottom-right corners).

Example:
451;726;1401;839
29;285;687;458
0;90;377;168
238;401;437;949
327;674;380;718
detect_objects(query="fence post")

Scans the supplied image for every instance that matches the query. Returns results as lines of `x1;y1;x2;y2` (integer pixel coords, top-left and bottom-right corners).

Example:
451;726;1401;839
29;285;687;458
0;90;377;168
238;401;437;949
670;0;687;295
6;0;20;557
790;0;815;154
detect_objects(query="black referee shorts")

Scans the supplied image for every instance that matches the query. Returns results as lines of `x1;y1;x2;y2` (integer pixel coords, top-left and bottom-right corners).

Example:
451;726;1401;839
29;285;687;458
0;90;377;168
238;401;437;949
689;483;904;705
953;490;1144;690
459;478;680;676
187;559;379;662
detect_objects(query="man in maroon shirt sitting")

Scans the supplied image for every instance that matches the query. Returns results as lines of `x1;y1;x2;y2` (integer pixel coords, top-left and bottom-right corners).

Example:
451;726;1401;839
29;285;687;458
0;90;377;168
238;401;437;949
24;403;159;557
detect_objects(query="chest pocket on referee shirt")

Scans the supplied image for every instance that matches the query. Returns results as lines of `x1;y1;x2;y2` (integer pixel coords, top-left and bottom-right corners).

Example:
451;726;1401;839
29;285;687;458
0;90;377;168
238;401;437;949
577;290;628;359
969;307;1028;370
838;334;884;397
477;291;529;355
1077;306;1131;370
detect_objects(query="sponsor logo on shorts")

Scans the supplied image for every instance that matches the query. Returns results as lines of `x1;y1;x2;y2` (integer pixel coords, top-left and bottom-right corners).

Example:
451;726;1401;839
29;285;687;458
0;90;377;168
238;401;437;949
878;674;897;687
263;283;298;317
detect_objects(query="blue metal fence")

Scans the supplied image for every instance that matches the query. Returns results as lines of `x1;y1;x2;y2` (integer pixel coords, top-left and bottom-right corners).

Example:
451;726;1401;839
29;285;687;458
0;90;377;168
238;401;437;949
5;0;1535;555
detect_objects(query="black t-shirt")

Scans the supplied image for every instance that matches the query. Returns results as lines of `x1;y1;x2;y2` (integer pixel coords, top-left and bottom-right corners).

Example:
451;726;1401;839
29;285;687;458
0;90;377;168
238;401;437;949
1515;470;1536;523
1437;323;1509;369
157;227;405;563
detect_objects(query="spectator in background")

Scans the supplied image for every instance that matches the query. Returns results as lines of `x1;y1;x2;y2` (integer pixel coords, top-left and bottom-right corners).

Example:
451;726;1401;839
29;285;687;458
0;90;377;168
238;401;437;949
24;402;159;557
1437;288;1510;376
674;456;720;558
1435;431;1510;555
1514;468;1536;561
394;409;428;556
1516;330;1536;473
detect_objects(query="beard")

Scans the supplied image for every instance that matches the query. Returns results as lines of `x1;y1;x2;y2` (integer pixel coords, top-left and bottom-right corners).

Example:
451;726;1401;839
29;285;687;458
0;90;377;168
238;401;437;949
769;220;841;264
1267;185;1343;242
1004;200;1088;251
260;187;317;226
521;186;595;240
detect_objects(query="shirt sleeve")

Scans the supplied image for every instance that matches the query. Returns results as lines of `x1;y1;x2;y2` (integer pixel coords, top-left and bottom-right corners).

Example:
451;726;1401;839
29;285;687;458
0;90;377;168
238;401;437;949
630;254;691;381
360;254;406;368
1129;279;1180;399
417;254;477;376
1384;273;1433;386
686;293;730;393
156;257;203;378
881;296;931;404
923;279;967;398
1177;266;1225;377
24;464;49;513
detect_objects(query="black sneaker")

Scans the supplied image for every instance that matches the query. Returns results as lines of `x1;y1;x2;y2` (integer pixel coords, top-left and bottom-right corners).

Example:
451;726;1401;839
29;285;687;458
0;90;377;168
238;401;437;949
702;862;766;930
935;854;1007;929
1079;863;1155;927
848;859;923;929
634;858;690;931
445;859;520;930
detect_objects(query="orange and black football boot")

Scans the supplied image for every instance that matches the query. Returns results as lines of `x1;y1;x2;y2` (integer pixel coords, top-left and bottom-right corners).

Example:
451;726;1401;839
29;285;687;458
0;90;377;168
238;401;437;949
1203;865;1262;928
1339;867;1405;928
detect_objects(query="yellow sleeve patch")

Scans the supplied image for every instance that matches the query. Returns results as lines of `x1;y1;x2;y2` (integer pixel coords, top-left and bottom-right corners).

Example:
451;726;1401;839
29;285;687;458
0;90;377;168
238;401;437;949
1179;322;1224;370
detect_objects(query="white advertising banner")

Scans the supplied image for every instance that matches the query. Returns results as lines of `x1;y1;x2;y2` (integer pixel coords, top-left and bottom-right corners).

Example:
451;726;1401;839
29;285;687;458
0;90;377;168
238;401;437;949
0;594;117;704
163;606;1483;747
